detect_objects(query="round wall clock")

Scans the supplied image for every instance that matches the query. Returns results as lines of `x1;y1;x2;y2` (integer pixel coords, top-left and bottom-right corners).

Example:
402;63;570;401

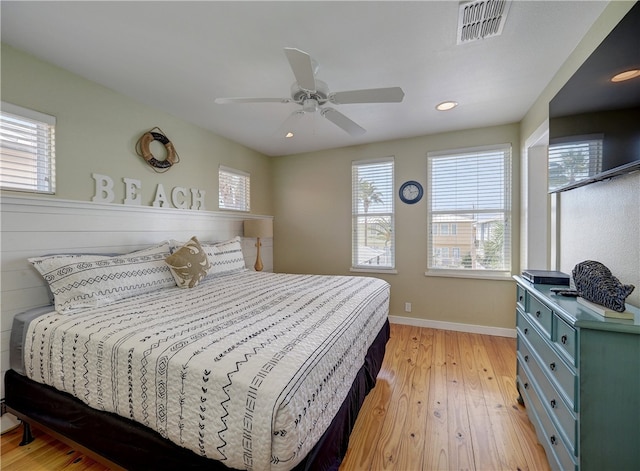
399;180;423;204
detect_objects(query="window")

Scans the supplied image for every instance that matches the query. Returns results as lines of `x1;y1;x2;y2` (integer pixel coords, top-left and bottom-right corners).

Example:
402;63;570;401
427;144;512;277
0;102;56;194
548;135;603;192
352;157;395;271
218;166;250;211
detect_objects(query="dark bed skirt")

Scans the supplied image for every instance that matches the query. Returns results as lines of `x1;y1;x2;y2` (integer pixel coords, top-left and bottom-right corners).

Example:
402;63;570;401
4;319;390;471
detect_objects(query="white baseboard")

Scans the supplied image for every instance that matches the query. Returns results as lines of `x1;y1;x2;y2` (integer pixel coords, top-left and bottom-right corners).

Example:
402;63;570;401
389;315;516;338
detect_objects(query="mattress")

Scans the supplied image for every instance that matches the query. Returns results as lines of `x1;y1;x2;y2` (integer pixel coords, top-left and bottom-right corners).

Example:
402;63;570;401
10;305;54;375
19;271;389;471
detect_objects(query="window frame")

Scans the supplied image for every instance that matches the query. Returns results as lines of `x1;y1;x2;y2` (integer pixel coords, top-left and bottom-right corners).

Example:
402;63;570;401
218;165;250;212
426;144;512;280
351;157;396;274
0;101;56;194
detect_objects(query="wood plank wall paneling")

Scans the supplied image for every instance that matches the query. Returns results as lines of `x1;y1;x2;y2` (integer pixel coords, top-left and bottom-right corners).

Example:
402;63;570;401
0;324;550;471
0;195;273;406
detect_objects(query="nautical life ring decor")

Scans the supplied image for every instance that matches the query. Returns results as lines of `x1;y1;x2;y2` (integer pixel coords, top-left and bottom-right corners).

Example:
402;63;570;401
136;127;179;172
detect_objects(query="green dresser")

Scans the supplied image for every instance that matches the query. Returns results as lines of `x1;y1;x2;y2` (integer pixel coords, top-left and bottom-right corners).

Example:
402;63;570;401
514;276;640;471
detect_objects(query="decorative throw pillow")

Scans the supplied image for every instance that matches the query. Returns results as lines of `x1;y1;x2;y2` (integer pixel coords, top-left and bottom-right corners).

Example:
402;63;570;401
572;260;635;312
29;242;175;313
202;236;247;277
165;236;211;288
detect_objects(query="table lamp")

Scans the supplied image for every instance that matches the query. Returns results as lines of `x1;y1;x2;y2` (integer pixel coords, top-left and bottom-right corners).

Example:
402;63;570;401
243;219;273;271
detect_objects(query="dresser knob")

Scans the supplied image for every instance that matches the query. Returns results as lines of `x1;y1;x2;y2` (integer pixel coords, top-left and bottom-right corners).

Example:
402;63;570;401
519;295;524;302
549;362;556;371
524;355;529;363
550;399;557;408
561;335;568;345
535;310;541;318
550;435;557;445
524;328;529;335
524;382;529;389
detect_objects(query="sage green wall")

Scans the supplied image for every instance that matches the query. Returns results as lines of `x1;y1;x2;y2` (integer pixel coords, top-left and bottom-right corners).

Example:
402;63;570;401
1;44;272;215
520;1;639;308
272;124;520;328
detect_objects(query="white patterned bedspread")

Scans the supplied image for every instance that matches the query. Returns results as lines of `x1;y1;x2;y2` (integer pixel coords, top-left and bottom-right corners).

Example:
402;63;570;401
24;271;389;471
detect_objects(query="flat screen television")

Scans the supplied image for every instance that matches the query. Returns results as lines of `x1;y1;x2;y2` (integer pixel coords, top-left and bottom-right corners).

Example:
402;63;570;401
548;2;640;193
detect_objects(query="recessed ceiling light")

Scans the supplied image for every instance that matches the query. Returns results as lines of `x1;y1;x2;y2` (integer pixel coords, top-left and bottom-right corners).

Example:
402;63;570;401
611;69;640;82
436;101;458;111
285;132;294;138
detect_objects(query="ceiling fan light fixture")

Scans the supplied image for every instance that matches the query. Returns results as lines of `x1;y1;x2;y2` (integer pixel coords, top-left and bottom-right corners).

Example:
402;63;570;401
285;132;294;138
611;69;640;82
436;101;458;111
302;98;319;113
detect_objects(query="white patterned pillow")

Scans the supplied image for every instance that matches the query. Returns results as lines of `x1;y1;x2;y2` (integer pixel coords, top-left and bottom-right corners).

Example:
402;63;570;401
165;237;211;288
202;236;247;277
29;242;175;313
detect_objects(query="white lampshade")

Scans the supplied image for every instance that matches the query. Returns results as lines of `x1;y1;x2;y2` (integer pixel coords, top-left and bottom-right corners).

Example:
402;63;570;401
243;219;273;239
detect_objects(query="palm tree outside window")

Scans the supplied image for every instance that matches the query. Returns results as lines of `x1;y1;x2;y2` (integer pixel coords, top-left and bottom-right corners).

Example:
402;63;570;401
351;157;395;271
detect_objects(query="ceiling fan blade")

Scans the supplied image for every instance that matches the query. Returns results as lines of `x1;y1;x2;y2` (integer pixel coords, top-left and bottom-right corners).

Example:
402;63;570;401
330;87;405;104
284;47;317;92
321;108;366;136
214;97;291;104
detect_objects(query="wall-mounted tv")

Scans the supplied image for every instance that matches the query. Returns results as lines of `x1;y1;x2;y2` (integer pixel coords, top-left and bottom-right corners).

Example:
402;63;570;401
548;2;640;193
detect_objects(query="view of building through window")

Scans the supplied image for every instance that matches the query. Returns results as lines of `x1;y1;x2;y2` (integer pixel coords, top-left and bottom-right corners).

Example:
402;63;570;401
427;145;511;275
0;102;56;194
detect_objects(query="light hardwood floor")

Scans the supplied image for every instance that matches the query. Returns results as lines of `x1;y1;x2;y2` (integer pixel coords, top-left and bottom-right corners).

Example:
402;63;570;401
0;324;549;470
340;324;549;470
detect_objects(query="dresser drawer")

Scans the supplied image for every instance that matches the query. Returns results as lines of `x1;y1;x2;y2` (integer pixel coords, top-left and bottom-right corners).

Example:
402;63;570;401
518;366;578;471
528;294;553;338
517;311;577;408
517;284;527;311
553;314;577;366
518;340;577;454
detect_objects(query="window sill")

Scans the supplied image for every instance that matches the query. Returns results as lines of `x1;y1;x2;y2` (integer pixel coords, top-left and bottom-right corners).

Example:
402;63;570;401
425;269;512;281
218;207;250;213
351;267;398;275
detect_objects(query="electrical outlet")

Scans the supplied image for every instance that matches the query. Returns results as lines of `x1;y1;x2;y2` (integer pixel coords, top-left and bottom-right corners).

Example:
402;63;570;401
404;302;412;313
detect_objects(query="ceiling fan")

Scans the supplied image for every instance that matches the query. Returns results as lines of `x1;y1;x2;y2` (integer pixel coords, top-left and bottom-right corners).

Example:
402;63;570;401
214;47;405;136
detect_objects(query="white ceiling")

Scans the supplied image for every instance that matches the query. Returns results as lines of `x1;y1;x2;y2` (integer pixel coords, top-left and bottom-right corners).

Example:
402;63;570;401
1;1;609;156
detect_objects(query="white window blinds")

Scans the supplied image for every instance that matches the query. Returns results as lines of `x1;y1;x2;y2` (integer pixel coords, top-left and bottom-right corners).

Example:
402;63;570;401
219;166;250;211
427;144;511;277
352;157;395;270
548;136;603;192
0;102;56;194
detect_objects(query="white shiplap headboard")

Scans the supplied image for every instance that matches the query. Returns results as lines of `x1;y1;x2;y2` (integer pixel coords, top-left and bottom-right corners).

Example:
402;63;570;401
0;195;273;425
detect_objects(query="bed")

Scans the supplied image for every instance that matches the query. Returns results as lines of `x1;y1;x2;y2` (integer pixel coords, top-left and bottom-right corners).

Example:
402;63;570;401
4;237;390;471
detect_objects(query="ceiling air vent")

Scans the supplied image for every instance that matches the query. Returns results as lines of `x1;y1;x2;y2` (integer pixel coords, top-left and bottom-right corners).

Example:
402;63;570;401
457;0;511;44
